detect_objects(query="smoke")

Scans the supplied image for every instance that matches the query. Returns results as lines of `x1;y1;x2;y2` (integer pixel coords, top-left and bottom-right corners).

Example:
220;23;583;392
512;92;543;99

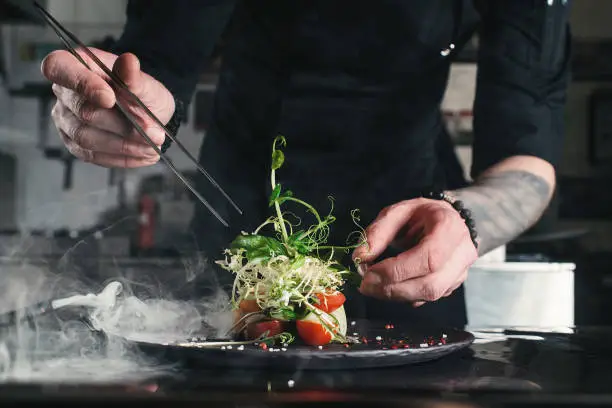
0;227;234;385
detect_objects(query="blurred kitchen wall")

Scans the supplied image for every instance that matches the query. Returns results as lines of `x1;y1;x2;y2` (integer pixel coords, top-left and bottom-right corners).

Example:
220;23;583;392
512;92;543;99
0;0;206;232
560;0;612;252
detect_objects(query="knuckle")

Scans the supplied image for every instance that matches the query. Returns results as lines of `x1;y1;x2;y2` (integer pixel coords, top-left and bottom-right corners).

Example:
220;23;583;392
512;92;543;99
434;206;455;224
365;223;380;239
72;123;87;146
78;102;98;124
388;200;410;213
83;150;95;163
390;262;405;283
378;205;394;219
381;284;395;300
147;155;160;165
51;83;61;96
414;197;430;206
51;102;59;120
426;245;445;274
120;138;131;156
65;143;80;158
147;126;166;146
73;75;90;98
420;281;443;302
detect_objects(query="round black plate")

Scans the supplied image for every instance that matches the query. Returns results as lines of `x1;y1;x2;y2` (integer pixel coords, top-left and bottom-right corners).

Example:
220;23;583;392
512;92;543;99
122;319;474;371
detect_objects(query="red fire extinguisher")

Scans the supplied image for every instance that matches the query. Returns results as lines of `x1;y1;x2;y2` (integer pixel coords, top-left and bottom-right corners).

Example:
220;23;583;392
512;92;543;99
137;195;156;251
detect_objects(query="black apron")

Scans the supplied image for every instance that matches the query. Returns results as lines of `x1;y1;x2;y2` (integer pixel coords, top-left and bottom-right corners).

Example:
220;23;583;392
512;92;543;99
190;1;479;328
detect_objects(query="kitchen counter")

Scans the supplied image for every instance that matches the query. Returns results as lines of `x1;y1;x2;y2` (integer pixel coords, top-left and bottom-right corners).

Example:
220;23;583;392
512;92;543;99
1;327;612;407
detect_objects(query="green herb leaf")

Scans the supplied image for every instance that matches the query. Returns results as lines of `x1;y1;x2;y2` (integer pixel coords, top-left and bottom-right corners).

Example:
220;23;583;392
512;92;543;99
271;136;287;171
268;184;282;207
287;231;312;255
267;307;297;321
271;149;285;170
277;190;294;205
230;234;288;263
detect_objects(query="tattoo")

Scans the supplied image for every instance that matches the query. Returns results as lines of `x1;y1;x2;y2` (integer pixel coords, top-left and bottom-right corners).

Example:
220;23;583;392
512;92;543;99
448;170;552;255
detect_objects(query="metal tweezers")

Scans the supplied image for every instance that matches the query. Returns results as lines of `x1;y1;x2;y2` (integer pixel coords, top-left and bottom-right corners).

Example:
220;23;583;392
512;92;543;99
33;2;242;227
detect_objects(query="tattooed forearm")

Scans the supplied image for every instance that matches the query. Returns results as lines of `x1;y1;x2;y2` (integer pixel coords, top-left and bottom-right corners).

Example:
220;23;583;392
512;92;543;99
448;170;552;255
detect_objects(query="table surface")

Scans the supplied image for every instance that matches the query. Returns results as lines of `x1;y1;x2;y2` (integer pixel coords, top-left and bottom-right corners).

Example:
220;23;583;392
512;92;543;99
1;326;612;407
157;326;611;394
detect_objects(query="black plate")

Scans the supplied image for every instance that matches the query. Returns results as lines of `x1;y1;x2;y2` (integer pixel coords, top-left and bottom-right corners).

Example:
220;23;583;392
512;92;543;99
121;319;474;371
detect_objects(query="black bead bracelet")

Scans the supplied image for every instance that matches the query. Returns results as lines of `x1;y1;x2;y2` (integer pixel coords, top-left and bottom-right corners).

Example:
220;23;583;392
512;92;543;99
422;191;479;249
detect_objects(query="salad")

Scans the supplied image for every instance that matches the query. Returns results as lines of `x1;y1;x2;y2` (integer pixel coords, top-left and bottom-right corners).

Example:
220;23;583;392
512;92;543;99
217;136;366;346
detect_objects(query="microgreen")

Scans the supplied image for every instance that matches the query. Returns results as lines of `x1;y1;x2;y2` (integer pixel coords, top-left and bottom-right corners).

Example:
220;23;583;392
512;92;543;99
216;135;367;344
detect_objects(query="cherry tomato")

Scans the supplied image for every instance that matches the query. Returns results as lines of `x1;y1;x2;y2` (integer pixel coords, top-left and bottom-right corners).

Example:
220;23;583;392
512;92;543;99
313;291;346;313
245;320;285;340
239;299;262;314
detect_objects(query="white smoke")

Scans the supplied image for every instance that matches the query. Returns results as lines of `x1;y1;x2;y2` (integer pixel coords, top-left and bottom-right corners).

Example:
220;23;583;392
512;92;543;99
0;230;234;385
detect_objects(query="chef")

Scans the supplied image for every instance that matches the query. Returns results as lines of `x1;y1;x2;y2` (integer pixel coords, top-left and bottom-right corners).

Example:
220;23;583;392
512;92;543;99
40;0;571;328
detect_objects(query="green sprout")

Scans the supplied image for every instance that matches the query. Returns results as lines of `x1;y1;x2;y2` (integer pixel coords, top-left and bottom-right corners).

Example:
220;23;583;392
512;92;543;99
216;135;367;344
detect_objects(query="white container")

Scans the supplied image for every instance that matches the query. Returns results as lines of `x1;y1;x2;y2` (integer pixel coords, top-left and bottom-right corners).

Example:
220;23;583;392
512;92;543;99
464;262;575;330
473;245;506;264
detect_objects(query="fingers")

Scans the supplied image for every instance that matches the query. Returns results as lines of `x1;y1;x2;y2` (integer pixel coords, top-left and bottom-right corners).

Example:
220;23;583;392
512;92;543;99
391;222;424;250
53;84;131;136
60;131;160;168
360;238;476;303
353;200;420;263
366;208;465;283
360;259;469;303
113;52;143;93
52;85;167;146
112;52;176;125
361;267;454;303
54;101;159;158
443;273;467;297
41;49;117;108
412;274;465;308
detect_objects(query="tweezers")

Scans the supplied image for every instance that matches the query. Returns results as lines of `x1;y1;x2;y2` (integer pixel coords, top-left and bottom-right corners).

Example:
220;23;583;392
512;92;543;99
33;2;242;227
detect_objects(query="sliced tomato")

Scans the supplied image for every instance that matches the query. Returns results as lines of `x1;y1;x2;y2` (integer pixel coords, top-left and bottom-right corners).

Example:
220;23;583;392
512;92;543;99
245;319;285;340
313;291;346;313
296;311;340;346
296;320;333;346
239;299;262;314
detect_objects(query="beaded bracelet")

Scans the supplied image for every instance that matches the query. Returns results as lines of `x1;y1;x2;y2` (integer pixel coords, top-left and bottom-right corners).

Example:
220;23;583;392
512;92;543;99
422;191;479;249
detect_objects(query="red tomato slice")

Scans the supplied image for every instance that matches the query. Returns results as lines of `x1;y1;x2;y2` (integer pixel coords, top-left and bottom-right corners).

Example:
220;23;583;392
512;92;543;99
239;299;261;314
313;291;346;313
245;320;285;340
296;320;333;346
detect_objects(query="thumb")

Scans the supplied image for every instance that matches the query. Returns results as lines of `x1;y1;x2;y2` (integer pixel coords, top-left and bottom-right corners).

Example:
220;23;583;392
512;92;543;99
111;52;175;126
112;53;145;95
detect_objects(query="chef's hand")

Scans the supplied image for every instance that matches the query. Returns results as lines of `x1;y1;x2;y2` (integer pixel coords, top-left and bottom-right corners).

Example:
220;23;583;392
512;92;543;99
41;48;175;168
352;198;478;306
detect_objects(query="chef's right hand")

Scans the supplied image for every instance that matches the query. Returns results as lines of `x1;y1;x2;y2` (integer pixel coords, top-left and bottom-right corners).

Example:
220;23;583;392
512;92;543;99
41;48;175;168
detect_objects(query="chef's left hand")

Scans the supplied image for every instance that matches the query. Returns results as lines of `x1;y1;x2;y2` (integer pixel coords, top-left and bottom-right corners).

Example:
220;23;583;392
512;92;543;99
352;198;478;306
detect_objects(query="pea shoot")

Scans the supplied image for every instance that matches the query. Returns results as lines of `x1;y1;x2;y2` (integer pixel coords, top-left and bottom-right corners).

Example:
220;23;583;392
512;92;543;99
216;136;367;345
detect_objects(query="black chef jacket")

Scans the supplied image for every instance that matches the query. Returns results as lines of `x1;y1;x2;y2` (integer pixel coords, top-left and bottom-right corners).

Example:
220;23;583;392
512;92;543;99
112;0;571;328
